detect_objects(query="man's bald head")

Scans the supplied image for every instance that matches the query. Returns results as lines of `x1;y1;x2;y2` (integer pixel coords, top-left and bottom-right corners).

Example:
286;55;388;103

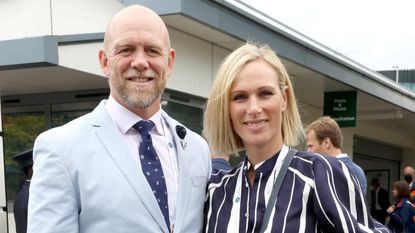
404;166;415;176
103;5;171;52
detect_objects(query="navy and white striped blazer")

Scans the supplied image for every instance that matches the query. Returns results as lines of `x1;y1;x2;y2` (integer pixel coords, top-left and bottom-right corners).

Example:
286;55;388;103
204;145;390;233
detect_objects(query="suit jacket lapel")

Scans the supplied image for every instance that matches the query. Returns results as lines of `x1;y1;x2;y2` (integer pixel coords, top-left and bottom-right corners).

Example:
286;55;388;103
162;111;192;231
92;101;169;233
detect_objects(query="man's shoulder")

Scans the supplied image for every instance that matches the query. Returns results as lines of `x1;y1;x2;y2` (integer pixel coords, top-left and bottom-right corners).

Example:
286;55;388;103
37;102;106;142
294;150;339;164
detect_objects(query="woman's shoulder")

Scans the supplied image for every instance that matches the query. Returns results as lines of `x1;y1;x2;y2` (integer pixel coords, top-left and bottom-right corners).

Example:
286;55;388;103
209;162;243;185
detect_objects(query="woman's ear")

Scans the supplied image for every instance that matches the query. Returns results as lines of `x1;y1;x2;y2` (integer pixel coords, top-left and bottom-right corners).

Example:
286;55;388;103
281;86;288;111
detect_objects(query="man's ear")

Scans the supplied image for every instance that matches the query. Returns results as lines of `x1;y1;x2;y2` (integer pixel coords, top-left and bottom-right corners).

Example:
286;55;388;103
166;48;176;78
98;50;109;77
323;137;331;148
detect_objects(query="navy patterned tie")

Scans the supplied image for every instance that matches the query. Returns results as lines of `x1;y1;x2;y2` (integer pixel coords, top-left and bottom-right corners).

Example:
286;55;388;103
133;120;170;229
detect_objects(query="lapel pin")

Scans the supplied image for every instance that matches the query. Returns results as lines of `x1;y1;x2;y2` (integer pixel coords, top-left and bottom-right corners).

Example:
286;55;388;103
175;125;186;139
180;141;187;150
175;125;187;150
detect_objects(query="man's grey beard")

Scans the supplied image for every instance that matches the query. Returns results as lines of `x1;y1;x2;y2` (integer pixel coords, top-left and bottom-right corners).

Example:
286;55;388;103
109;68;165;109
121;86;162;109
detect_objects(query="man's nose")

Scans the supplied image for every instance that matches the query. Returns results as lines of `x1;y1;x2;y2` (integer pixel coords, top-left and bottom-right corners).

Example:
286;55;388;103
130;50;149;70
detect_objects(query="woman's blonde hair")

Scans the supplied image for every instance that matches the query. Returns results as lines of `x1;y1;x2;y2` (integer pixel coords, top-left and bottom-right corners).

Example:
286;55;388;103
203;42;304;156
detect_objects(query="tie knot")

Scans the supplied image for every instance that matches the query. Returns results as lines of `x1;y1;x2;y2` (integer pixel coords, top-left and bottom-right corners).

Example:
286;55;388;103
133;120;155;136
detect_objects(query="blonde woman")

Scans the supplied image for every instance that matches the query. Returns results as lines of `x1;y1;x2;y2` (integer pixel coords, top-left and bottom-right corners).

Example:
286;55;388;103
203;42;390;232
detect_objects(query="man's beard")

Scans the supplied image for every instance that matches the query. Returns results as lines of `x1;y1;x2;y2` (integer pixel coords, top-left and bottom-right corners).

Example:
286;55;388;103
111;68;165;109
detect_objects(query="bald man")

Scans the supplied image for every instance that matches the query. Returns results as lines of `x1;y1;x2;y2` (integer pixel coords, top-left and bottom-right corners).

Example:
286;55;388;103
403;166;415;188
28;5;211;233
403;166;415;205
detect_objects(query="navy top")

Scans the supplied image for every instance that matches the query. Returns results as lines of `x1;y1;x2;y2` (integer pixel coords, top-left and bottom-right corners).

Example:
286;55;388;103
14;180;30;233
338;155;367;194
388;198;415;233
204;145;391;233
211;158;232;173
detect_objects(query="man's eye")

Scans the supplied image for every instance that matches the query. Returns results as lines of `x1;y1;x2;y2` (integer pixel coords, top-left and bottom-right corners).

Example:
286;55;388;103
118;48;133;54
145;48;162;56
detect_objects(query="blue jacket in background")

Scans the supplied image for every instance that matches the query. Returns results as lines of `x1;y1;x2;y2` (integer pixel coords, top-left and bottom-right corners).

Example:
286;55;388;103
388;198;415;233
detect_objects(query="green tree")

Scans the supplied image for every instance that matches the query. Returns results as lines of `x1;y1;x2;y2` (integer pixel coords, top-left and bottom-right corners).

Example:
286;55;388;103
3;114;45;200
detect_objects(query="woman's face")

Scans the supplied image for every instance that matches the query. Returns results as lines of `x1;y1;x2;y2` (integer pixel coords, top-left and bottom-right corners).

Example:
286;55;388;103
229;59;287;151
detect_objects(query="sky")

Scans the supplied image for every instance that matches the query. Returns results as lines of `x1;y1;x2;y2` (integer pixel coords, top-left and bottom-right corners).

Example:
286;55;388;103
243;0;415;71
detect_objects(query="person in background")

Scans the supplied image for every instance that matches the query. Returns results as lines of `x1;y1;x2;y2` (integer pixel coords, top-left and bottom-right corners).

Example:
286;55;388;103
305;116;367;194
386;180;415;233
403;166;415;189
403;166;415;206
203;42;390;232
12;149;33;233
211;154;232;173
370;178;390;224
28;5;211;233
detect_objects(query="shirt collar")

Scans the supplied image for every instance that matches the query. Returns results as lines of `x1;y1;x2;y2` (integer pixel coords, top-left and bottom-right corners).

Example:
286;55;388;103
105;95;165;135
243;150;281;174
336;153;348;158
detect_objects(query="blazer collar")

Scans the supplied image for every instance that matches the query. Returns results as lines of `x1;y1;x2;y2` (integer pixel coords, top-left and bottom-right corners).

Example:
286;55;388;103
160;111;192;232
92;101;170;233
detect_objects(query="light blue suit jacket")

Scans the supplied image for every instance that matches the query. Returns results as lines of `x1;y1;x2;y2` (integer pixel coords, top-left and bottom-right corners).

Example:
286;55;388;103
28;100;211;233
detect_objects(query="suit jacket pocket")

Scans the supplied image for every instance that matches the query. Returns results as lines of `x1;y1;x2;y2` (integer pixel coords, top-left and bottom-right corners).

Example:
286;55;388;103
191;176;207;188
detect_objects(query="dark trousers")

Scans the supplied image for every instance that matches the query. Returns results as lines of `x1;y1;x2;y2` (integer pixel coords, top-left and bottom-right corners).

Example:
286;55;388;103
371;209;387;224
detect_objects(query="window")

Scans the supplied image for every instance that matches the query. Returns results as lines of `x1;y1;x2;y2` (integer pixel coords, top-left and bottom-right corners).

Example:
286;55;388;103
3;112;45;203
162;99;203;134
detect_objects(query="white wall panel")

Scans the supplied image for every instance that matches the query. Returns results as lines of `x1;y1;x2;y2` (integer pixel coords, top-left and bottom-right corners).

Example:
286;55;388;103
212;45;231;81
167;27;212;98
355;121;412;148
58;43;105;77
0;0;51;40
52;0;123;35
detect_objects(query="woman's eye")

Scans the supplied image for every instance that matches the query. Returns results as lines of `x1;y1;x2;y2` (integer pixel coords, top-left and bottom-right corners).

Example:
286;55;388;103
232;94;246;101
259;91;274;97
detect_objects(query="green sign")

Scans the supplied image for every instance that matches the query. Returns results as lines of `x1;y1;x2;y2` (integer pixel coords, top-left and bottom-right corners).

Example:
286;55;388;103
323;91;357;127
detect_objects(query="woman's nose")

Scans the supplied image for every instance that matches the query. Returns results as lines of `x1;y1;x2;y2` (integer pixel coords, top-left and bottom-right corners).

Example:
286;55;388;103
246;97;262;115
